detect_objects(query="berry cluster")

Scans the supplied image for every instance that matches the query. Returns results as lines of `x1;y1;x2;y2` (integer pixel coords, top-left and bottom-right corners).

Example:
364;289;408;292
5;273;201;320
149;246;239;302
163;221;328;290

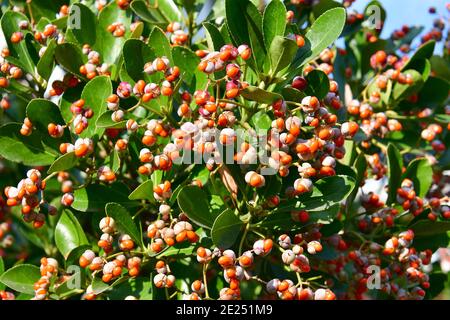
3;169;57;229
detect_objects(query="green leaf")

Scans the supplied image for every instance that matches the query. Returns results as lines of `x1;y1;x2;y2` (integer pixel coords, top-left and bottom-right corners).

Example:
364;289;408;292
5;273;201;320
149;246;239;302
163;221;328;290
0;257;4;291
418;77;450;108
68;3;97;46
54;267;85;299
96;1;132;67
26;98;70;144
203;22;226;52
107;149;121;173
402;41;436;71
1;11;35;75
55;210;89;258
54;42;88;79
269;36;298;76
263;0;287;50
240;86;283;104
65;244;91;268
430;55;450;81
259;176;354;229
313;0;343;19
92;275;128;295
106;277;152;300
347;153;367;207
293;7;346;68
304;69;330;99
156;241;196;258
282;87;306;102
72;183;139;212
48;152;78;174
37;39;57;80
122;39;155;83
156;0;183;22
251;111;272;131
105;202;142;245
130;0;167;23
225;0;265;71
402;158;433;198
387;143;403;204
0;264;41;295
410;221;450;237
260;204;340;229
436;114;450;123
392;69;424;101
211;209;243;249
128;180;155;203
80;76;113;139
15;0;67;21
172;46;200;85
272;175;355;214
0;123;58;166
149;26;172;62
177;186;218;229
96;111;127;129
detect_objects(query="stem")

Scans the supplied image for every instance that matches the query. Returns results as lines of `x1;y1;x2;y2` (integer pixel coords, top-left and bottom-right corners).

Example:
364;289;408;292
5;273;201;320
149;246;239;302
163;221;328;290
43;172;58;183
126;100;142;113
238;222;251;256
202;263;210;299
296;272;303;288
27;0;35;25
218;99;250;110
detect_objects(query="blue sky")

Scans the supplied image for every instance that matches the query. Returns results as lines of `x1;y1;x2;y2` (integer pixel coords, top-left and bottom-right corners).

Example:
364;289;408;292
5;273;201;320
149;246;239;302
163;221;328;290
350;0;448;52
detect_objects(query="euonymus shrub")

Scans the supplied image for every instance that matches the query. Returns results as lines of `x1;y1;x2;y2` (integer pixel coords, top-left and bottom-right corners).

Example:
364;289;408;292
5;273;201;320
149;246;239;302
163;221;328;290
0;0;449;301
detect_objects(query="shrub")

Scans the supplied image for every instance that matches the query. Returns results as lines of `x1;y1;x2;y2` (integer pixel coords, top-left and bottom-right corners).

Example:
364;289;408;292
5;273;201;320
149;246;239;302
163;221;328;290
0;0;449;301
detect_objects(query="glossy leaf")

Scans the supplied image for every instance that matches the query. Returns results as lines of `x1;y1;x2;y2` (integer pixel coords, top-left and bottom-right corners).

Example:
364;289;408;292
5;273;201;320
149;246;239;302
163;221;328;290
240;86;283;104
0;257;4;291
55;210;89;258
402;158;433;198
0;264;41;295
177;186;218;229
293;7;346;68
54;42;88;79
1;11;35;75
122;39;155;83
68;3;96;46
148;26;172;63
65;244;91;268
203;22;226;52
48;152;78;174
263;0;287;50
37;39;57;80
304;69;330;99
211;209;243;249
128;180;155;203
80;76;113;139
387;143;403;204
392;69;424;101
26;99;70;145
410;220;450;237
105;202;142;245
172;46;200;84
269;36;298;76
96;1;132;67
225;0;266;71
96;111;127;129
72;183;139;212
0;123;58;166
251;111;272;131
